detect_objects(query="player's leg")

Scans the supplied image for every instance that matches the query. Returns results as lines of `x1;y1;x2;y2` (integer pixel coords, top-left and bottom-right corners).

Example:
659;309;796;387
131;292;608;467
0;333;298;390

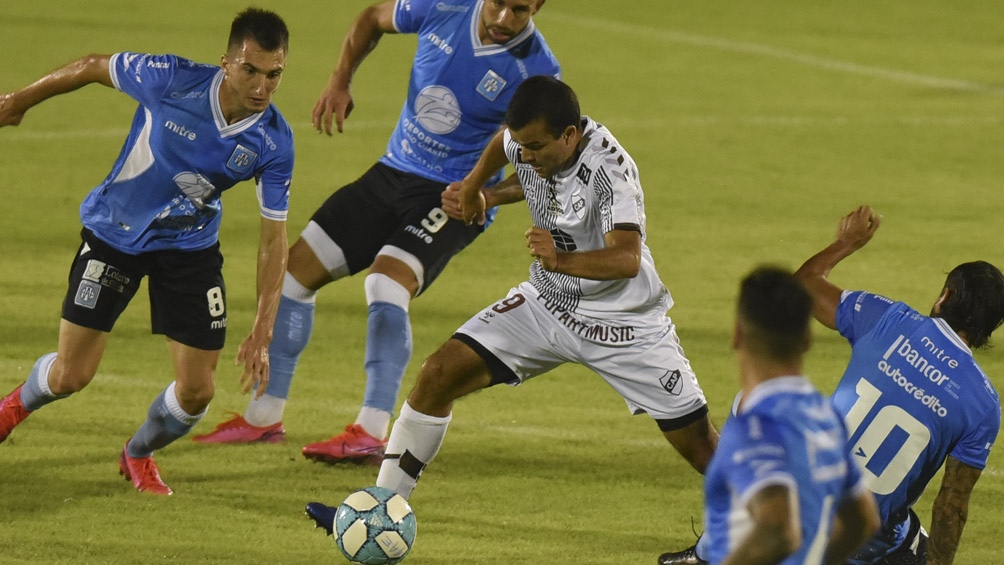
303;173;481;463
375;338;492;498
2;229;140;443
121;244;223;494
195;166;396;443
660;411;718;474
376;285;562;498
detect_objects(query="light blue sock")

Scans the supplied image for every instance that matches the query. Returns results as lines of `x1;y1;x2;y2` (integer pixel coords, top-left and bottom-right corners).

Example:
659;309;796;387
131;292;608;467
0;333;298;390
264;295;315;399
363;302;412;413
20;352;66;411
128;383;204;458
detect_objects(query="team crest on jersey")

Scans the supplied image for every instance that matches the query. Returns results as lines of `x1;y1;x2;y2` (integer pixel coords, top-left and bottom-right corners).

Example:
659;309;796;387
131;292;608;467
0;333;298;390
227;144;258;174
74;280;101;309
572;194;586;220
660;369;683;396
476;70;507;101
576;164;592;185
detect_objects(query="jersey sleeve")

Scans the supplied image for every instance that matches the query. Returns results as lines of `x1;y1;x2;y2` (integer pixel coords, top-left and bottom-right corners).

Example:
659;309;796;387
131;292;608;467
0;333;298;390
836;290;896;345
255;140;293;222
950;400;1000;470
392;0;438;33
108;52;178;109
727;415;798;507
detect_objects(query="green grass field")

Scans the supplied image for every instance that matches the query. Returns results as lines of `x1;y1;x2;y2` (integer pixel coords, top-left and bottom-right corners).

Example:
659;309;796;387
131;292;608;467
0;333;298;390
2;1;1004;563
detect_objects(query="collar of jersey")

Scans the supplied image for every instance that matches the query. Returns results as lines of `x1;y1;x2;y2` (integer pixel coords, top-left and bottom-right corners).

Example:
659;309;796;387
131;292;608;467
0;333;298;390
552;116;596;182
932;317;972;355
210;70;267;138
739;376;814;414
470;0;538;56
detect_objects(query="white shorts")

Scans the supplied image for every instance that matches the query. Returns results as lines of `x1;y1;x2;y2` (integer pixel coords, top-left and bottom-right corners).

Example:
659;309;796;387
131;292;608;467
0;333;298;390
455;282;708;424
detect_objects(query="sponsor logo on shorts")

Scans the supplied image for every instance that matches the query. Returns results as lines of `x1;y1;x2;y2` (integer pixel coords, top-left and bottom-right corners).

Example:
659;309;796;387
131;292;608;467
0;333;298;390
405;224;434;244
82;259;131;293
211;317;227;330
660;369;683;396
74;280;101;309
536;295;636;344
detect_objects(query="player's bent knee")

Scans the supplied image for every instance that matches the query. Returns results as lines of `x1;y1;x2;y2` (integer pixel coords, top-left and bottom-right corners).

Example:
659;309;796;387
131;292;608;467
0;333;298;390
47;362;96;395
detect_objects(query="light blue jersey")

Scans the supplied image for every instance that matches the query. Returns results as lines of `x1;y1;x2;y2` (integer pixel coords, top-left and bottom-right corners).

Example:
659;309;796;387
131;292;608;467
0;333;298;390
382;0;560;190
704;377;865;565
834;291;1000;561
80;52;294;254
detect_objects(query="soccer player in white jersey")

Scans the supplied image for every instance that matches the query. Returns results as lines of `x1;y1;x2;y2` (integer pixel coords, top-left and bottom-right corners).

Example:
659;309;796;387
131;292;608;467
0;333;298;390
699;267;878;565
303;76;721;533
795;206;1004;565
194;0;561;466
0;9;294;495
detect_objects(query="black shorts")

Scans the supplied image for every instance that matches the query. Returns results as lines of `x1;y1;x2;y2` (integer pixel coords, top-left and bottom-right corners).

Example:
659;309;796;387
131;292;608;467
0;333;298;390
62;228;227;350
309;162;483;295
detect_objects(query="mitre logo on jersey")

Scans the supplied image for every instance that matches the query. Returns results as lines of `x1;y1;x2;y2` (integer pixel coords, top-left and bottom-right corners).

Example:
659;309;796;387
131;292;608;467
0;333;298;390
227;144;259;174
477;70;507;101
414;85;462;134
660;369;683;396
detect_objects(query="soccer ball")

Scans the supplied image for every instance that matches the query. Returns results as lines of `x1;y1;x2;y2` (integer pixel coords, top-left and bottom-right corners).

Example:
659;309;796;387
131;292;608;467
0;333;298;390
335;486;417;564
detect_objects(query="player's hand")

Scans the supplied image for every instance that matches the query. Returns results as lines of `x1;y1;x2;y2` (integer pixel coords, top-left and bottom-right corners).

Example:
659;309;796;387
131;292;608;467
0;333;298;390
0;92;27;128
837;205;881;251
457;180;487;226
526;226;559;271
311;76;354;136
236;331;271;399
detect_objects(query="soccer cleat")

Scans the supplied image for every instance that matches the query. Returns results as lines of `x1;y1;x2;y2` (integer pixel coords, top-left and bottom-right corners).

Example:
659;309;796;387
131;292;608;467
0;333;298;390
0;384;31;444
118;445;173;495
302;424;387;465
658;544;707;565
191;412;286;444
305;501;337;536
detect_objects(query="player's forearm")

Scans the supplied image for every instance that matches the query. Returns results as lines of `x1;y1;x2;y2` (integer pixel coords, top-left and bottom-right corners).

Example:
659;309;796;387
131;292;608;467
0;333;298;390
823;491;881;565
331;4;391;89
11;54;113;111
251;224;289;337
483;173;525;208
928;490;969;564
463;131;509;194
548;247;640;280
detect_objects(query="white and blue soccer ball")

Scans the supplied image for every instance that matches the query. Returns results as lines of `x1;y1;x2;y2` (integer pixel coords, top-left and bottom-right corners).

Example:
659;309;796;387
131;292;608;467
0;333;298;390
335;486;417;564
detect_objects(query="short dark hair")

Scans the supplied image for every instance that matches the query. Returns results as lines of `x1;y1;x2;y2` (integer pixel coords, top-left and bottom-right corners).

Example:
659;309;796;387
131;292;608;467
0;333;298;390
738;266;813;362
228;8;289;53
505;75;580;138
937;261;1004;349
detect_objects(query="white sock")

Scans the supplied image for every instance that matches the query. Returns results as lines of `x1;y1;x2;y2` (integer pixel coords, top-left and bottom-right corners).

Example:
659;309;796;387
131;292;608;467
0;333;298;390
244;393;286;427
376;401;451;499
356;406;392;440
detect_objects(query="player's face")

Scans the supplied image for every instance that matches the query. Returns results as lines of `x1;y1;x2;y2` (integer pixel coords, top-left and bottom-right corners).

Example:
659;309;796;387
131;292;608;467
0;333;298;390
220;38;286;121
510;118;579;180
479;0;544;44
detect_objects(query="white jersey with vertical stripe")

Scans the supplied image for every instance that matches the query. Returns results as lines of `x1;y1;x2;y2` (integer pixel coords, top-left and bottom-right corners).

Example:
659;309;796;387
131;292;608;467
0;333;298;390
79;52;294;254
382;0;560;187
503;117;672;319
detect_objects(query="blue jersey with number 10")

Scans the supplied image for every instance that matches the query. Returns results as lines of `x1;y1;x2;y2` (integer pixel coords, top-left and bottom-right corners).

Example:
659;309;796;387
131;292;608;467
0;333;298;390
833;291;1000;526
80;52;294;254
703;377;864;565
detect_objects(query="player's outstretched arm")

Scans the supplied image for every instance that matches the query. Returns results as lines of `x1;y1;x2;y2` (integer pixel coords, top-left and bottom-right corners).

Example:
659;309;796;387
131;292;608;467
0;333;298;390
527;227;641;281
441;173;524;221
312;1;397;135
794;205;881;329
236;217;288;398
0;54;113;128
928;457;983;565
822;489;880;565
721;484;801;565
456;128;510;225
